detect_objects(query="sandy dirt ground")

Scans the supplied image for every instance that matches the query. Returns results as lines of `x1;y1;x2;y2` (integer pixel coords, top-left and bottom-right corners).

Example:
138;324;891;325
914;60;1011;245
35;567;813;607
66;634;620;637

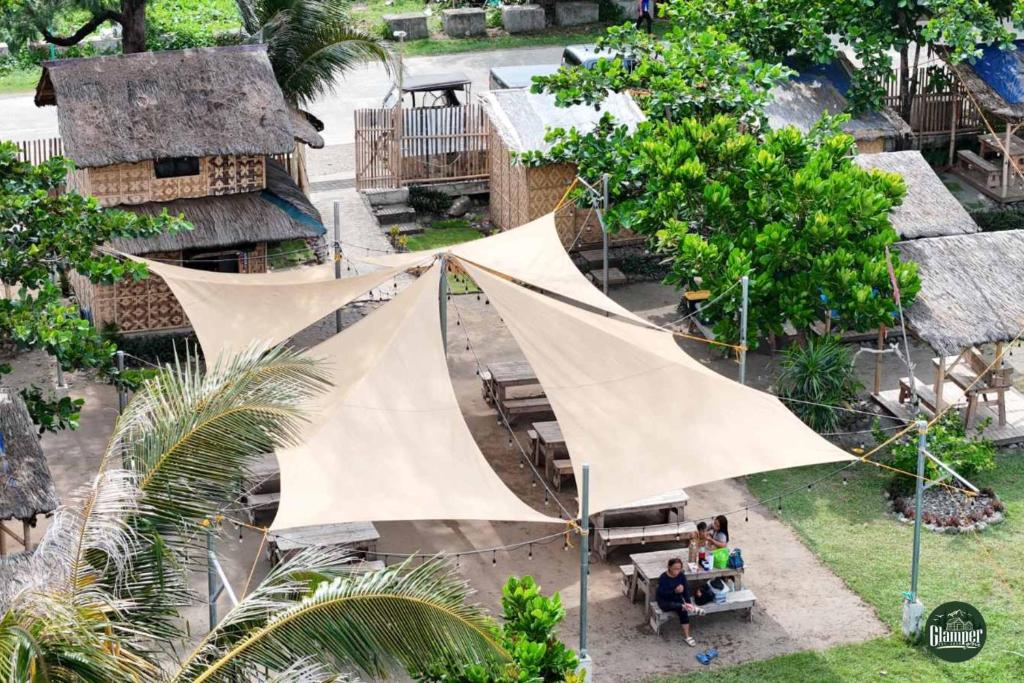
26;278;901;682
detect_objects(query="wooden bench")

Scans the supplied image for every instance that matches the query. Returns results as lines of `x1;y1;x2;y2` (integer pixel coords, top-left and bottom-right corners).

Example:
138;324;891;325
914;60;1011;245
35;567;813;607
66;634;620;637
479;370;493;404
594;522;689;560
526;429;539;466
551;458;574;491
619;564;636;600
649;589;757;634
957;149;1000;189
503;396;553;425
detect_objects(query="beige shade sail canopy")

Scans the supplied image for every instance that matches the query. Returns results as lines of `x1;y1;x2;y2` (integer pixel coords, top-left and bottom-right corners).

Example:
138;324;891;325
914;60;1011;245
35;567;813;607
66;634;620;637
270;263;560;530
137;256;429;361
462;262;854;516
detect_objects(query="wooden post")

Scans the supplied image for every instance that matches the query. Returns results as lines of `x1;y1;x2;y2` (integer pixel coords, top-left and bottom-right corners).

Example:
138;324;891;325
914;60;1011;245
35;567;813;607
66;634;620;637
948;89;959;167
1002;125;1012;198
934;354;946;411
996;342;1007;426
22;520;30;552
874;325;886;394
0;523;5;556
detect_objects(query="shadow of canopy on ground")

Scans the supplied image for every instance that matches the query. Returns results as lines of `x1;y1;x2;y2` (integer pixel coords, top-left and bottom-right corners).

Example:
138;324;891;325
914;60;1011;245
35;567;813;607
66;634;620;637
137;213;853;530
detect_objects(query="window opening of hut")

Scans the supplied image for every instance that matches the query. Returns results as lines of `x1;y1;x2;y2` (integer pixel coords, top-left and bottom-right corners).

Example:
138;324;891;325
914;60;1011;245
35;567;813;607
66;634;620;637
154;156;201;179
185;250;241;273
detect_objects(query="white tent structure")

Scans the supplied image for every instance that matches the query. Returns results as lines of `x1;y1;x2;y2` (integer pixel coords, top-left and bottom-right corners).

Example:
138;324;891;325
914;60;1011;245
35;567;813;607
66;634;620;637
134;213;852;530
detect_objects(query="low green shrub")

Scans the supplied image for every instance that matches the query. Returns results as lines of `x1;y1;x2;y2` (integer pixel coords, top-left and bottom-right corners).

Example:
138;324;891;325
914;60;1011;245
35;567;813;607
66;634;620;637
415;575;580;682
876;412;997;494
970;208;1024;233
777;335;862;433
409;185;454;214
267;238;316;270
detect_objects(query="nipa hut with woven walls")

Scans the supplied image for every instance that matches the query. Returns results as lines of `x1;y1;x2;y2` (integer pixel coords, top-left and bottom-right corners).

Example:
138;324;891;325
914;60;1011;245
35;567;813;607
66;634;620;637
34;45;327;335
0;389;58;557
480;89;646;249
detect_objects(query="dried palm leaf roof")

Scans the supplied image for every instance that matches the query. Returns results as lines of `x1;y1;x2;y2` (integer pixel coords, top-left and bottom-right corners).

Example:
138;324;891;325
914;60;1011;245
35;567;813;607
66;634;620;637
895;230;1024;355
766;58;912;142
942;40;1024;123
0;389;58;521
108;160;325;254
854;151;980;239
34;45;322;167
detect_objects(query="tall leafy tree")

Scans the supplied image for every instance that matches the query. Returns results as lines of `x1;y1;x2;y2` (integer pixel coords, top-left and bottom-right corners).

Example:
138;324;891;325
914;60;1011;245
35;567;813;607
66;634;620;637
9;0;150;52
531;24;790;128
665;0;1024;119
0;141;187;430
0;348;507;680
529;115;920;345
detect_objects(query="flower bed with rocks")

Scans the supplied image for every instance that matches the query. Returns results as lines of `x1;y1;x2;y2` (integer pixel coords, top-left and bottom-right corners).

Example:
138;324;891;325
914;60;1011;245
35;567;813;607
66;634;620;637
888;486;1005;533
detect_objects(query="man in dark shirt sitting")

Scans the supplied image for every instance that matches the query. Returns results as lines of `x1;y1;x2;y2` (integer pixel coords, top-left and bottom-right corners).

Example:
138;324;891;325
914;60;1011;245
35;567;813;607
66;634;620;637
656;557;705;646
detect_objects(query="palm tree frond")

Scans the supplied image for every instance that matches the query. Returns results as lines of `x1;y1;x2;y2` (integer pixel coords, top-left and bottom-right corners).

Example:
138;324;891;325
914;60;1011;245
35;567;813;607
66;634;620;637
174;552;503;682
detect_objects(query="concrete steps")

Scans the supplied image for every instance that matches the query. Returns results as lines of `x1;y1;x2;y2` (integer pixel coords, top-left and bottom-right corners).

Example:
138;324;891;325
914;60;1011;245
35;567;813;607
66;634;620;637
578;248;621;268
373;205;416;225
588;267;628;288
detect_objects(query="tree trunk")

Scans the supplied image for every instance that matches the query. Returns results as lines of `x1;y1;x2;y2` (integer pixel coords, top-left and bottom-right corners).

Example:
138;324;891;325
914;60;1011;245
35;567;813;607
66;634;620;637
120;0;147;53
899;44;912;124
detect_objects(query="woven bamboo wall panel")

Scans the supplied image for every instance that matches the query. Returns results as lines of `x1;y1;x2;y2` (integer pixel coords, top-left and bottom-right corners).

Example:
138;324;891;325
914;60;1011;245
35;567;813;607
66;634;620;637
86;155;266;207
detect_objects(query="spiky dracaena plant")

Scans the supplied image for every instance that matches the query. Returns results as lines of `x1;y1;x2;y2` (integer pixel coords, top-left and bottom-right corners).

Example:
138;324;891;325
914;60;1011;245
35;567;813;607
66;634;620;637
238;0;393;106
0;347;505;680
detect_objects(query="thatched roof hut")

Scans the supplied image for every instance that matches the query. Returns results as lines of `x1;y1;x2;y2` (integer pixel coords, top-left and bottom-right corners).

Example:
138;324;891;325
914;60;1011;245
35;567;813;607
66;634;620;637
894;230;1024;355
854;151;980;239
34;45;323;168
480;89;645;154
109;160;324;254
943;40;1024;123
766;58;911;152
0;390;58;523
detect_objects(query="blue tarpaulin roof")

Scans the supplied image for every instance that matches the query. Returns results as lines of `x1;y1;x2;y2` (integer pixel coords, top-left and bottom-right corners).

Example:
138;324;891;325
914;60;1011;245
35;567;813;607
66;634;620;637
970;40;1024;105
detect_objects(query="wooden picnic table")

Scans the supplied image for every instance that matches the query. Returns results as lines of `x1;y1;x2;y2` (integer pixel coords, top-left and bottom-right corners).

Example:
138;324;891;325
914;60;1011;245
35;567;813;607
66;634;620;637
531;418;564;464
268;522;380;565
629;547;744;614
486;360;540;402
979;132;1024;162
593;489;688;529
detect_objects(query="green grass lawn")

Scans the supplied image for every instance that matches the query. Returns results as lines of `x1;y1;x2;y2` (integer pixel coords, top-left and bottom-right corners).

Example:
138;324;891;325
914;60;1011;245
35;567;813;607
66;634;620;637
405;221;482;293
664;451;1024;682
0;66;42;93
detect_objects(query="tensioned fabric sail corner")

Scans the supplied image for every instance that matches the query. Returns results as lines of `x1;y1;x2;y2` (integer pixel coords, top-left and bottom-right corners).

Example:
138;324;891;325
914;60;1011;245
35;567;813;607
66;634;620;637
136;255;432;360
270;264;559;529
461;262;854;515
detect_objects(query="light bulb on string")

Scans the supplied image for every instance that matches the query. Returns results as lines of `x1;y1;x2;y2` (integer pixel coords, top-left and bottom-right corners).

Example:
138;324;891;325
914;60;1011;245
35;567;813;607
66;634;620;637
492;550;497;566
544;489;549;506
528;543;534;560
843;474;848;486
744;507;749;522
641;527;646;545
507;436;513;449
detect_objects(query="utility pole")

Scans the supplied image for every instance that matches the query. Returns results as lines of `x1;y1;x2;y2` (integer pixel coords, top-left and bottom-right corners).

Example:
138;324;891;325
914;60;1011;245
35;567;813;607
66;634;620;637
739;275;749;385
578;463;593;680
333;200;343;333
600;175;609;295
902;419;928;638
115;350;127;414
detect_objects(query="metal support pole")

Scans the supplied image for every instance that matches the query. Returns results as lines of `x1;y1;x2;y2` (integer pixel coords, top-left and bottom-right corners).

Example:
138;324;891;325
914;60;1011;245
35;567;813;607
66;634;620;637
55;364;66;389
739;275;749;385
578;463;592;679
207;529;219;630
601;175;609;295
439;257;448;357
115;350;127;414
333;200;343;334
902;419;927;637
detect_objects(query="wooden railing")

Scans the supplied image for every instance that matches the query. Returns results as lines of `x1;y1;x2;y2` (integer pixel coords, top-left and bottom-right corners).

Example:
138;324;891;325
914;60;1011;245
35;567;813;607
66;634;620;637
881;62;983;137
355;105;490;190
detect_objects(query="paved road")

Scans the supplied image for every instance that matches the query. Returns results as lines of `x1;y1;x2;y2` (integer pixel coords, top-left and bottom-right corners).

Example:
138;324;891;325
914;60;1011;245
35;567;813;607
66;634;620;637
0;45;566;146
